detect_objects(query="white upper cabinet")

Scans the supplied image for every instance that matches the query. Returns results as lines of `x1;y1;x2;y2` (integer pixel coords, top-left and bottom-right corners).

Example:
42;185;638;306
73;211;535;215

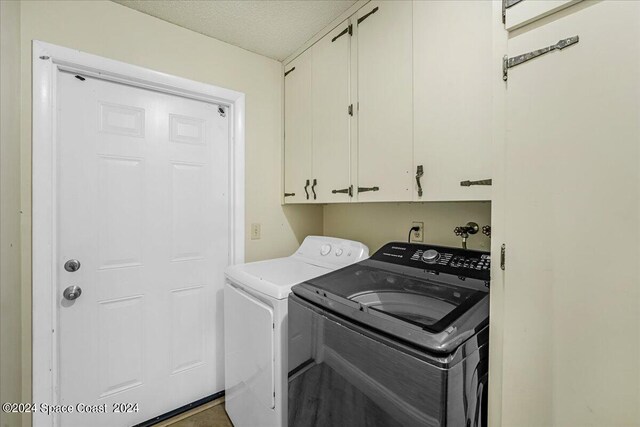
284;50;313;203
283;0;494;204
355;0;413;202
312;21;353;203
413;1;493;202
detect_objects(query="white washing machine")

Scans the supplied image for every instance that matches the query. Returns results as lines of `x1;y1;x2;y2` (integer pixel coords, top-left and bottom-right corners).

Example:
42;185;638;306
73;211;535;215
224;236;369;427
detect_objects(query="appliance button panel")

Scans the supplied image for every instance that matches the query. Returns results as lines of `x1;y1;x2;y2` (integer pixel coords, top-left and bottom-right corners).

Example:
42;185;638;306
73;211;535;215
320;244;331;256
451;255;491;270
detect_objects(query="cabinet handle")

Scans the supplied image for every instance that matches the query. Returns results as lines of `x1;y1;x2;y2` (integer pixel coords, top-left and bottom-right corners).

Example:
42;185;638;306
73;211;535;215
358;186;379;193
311;179;317;200
332;185;353;197
460;179;492;187
284;193;295;197
284;67;295;77
304;179;310;200
357;6;379;25
416;165;424;197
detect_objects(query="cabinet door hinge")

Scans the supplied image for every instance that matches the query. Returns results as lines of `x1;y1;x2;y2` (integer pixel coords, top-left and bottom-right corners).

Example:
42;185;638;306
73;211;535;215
502;36;579;81
500;244;506;270
332;24;353;43
502;0;525;24
357;6;379;25
332;185;353;197
348;104;353;116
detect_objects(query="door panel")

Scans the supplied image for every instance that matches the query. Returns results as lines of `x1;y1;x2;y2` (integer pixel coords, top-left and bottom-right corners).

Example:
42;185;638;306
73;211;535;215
500;2;640;425
284;51;313;203
224;284;275;409
356;0;413;202
312;21;352;203
57;71;229;426
413;0;492;202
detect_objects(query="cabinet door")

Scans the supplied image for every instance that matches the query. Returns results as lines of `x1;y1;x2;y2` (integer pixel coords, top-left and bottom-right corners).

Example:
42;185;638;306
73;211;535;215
312;21;352;203
284;51;313;203
496;2;640;426
356;1;413;202
413;1;492;202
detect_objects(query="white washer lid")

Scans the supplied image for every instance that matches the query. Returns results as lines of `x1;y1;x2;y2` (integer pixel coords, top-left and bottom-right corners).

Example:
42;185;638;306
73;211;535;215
225;257;330;300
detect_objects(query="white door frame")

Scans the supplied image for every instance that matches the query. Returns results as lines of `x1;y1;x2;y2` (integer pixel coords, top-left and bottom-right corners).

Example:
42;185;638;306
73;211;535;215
32;40;245;426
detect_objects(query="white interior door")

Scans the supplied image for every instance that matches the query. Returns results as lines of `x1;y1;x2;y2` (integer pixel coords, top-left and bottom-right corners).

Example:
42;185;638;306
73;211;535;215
499;2;640;425
56;70;229;426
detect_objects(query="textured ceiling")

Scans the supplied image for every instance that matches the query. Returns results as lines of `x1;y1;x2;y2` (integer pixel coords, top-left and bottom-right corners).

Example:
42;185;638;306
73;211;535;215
112;0;357;61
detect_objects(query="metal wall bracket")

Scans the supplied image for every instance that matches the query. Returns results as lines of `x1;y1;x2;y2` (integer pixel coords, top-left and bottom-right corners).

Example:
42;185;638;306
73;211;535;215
503;36;579;81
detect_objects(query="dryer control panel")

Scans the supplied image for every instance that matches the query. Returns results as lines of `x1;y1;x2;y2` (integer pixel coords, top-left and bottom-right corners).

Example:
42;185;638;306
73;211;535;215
371;242;490;281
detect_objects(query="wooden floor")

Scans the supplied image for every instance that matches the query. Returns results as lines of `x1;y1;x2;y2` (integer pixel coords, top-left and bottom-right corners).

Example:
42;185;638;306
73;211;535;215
155;399;233;427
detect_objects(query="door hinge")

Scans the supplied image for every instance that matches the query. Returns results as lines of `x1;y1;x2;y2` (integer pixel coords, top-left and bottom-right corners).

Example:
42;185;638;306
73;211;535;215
348;104;353;116
502;0;525;24
358;186;379;193
500;244;506;270
284;67;296;77
357;6;379;25
332;24;353;42
460;179;492;187
332;185;353;197
503;36;579;81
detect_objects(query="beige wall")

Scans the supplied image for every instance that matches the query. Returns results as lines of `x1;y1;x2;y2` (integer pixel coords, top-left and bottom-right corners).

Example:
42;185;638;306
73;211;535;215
1;1;23;427
324;202;491;254
17;0;322;422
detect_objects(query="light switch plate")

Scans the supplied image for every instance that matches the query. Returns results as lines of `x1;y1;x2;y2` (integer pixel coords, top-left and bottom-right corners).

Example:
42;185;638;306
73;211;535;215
251;223;261;240
411;221;424;242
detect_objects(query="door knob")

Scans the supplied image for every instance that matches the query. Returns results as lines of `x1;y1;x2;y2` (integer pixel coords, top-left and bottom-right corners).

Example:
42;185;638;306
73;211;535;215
63;285;82;301
64;259;81;272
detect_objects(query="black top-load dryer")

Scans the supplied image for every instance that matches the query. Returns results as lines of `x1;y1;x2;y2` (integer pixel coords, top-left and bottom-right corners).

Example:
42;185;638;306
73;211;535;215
287;242;490;427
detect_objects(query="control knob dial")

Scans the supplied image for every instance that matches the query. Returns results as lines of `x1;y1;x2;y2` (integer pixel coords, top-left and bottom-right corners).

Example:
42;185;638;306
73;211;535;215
422;249;440;263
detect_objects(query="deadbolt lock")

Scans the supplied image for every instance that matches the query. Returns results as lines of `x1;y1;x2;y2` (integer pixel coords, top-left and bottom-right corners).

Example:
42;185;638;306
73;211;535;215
64;259;81;272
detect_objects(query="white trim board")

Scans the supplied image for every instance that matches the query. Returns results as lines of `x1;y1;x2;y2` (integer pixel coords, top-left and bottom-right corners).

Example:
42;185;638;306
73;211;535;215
31;40;245;426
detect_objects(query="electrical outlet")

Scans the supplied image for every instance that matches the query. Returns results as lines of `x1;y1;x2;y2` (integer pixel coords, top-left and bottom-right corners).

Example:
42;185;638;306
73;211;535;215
251;223;261;240
411;221;424;242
